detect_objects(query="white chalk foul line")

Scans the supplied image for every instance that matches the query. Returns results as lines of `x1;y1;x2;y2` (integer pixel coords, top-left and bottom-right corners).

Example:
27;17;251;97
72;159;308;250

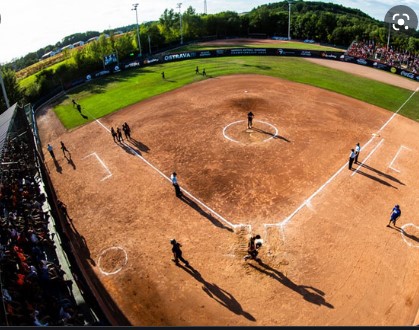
351;139;384;176
82;152;112;181
379;87;419;133
389;145;411;173
274;87;418;229
119;142;237;230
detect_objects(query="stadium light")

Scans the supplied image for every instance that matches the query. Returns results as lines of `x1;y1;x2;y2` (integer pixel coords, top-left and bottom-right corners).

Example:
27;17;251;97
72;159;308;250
386;9;396;50
177;3;183;45
288;1;294;40
0;14;11;109
132;3;142;56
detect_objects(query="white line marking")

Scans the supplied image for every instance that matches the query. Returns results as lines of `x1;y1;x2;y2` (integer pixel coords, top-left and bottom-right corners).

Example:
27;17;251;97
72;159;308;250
351;139;384;176
119;142;237;230
400;224;419;249
84;87;417;233
274;87;418;228
389;145;411;172
379;87;419;132
82;152;112;181
97;246;128;275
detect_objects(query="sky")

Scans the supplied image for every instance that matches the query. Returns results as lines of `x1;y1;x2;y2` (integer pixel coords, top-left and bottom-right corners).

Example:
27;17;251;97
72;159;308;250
0;0;418;64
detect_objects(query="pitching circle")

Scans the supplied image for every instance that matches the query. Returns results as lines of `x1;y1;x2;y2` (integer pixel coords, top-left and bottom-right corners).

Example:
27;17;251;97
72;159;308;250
97;246;128;275
400;223;419;248
223;120;278;144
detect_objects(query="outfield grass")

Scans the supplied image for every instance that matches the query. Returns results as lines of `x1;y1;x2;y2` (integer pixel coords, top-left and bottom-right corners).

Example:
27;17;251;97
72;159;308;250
54;56;419;129
174;41;344;52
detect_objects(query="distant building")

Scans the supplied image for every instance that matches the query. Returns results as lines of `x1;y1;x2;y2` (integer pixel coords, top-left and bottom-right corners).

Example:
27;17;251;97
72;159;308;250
41;51;54;60
61;44;74;51
72;41;85;48
86;36;99;43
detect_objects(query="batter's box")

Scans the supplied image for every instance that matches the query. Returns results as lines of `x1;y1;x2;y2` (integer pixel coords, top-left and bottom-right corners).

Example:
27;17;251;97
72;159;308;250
82;152;112;181
389;146;411;173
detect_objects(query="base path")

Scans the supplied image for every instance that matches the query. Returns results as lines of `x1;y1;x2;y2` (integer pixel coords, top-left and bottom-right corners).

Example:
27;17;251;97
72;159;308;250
36;55;419;326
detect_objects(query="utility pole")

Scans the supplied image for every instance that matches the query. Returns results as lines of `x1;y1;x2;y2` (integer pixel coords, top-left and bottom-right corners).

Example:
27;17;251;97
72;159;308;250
132;3;142;56
0;13;11;109
177;3;183;45
204;0;207;14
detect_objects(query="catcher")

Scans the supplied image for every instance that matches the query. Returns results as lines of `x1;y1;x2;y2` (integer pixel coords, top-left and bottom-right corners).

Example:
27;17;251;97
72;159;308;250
244;234;263;261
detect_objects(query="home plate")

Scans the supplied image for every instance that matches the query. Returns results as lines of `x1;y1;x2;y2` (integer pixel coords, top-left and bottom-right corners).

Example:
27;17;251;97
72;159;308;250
244;90;248;93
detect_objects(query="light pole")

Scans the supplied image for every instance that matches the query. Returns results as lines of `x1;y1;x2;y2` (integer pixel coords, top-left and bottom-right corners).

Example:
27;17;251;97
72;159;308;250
132;3;142;56
177;3;183;45
387;22;391;50
0;14;11;109
148;35;151;54
287;1;294;40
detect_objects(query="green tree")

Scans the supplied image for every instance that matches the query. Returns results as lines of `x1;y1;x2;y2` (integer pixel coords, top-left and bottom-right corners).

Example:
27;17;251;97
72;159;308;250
0;67;25;113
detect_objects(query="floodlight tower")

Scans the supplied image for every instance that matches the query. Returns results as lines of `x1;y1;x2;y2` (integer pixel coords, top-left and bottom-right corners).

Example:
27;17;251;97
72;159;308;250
0;13;11;109
204;0;207;14
287;1;294;40
132;3;142;56
177;3;183;45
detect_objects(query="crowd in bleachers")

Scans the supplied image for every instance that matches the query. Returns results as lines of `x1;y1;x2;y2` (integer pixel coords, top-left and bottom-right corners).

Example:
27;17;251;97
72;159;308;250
0;135;86;326
347;40;419;74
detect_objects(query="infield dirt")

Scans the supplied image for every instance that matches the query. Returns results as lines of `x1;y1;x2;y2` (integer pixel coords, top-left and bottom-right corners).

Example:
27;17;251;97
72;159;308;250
36;41;419;326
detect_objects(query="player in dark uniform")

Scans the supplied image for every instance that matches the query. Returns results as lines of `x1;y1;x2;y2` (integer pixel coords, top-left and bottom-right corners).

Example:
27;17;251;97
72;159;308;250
247;111;254;129
244;234;262;261
387;205;401;227
171;239;189;266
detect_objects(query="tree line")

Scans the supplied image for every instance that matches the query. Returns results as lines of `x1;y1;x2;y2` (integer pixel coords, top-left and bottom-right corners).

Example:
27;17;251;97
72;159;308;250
1;0;418;113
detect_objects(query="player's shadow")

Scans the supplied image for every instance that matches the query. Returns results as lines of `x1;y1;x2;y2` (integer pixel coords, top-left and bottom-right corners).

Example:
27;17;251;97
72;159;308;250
179;194;233;232
58;207;95;266
391;226;419;243
252;127;290;142
128;138;150;153
53;158;62;173
248;261;334;309
176;264;256;321
119;141;142;156
354;169;397;189
403;231;419;244
359;163;404;185
64;153;76;170
76;105;88;119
